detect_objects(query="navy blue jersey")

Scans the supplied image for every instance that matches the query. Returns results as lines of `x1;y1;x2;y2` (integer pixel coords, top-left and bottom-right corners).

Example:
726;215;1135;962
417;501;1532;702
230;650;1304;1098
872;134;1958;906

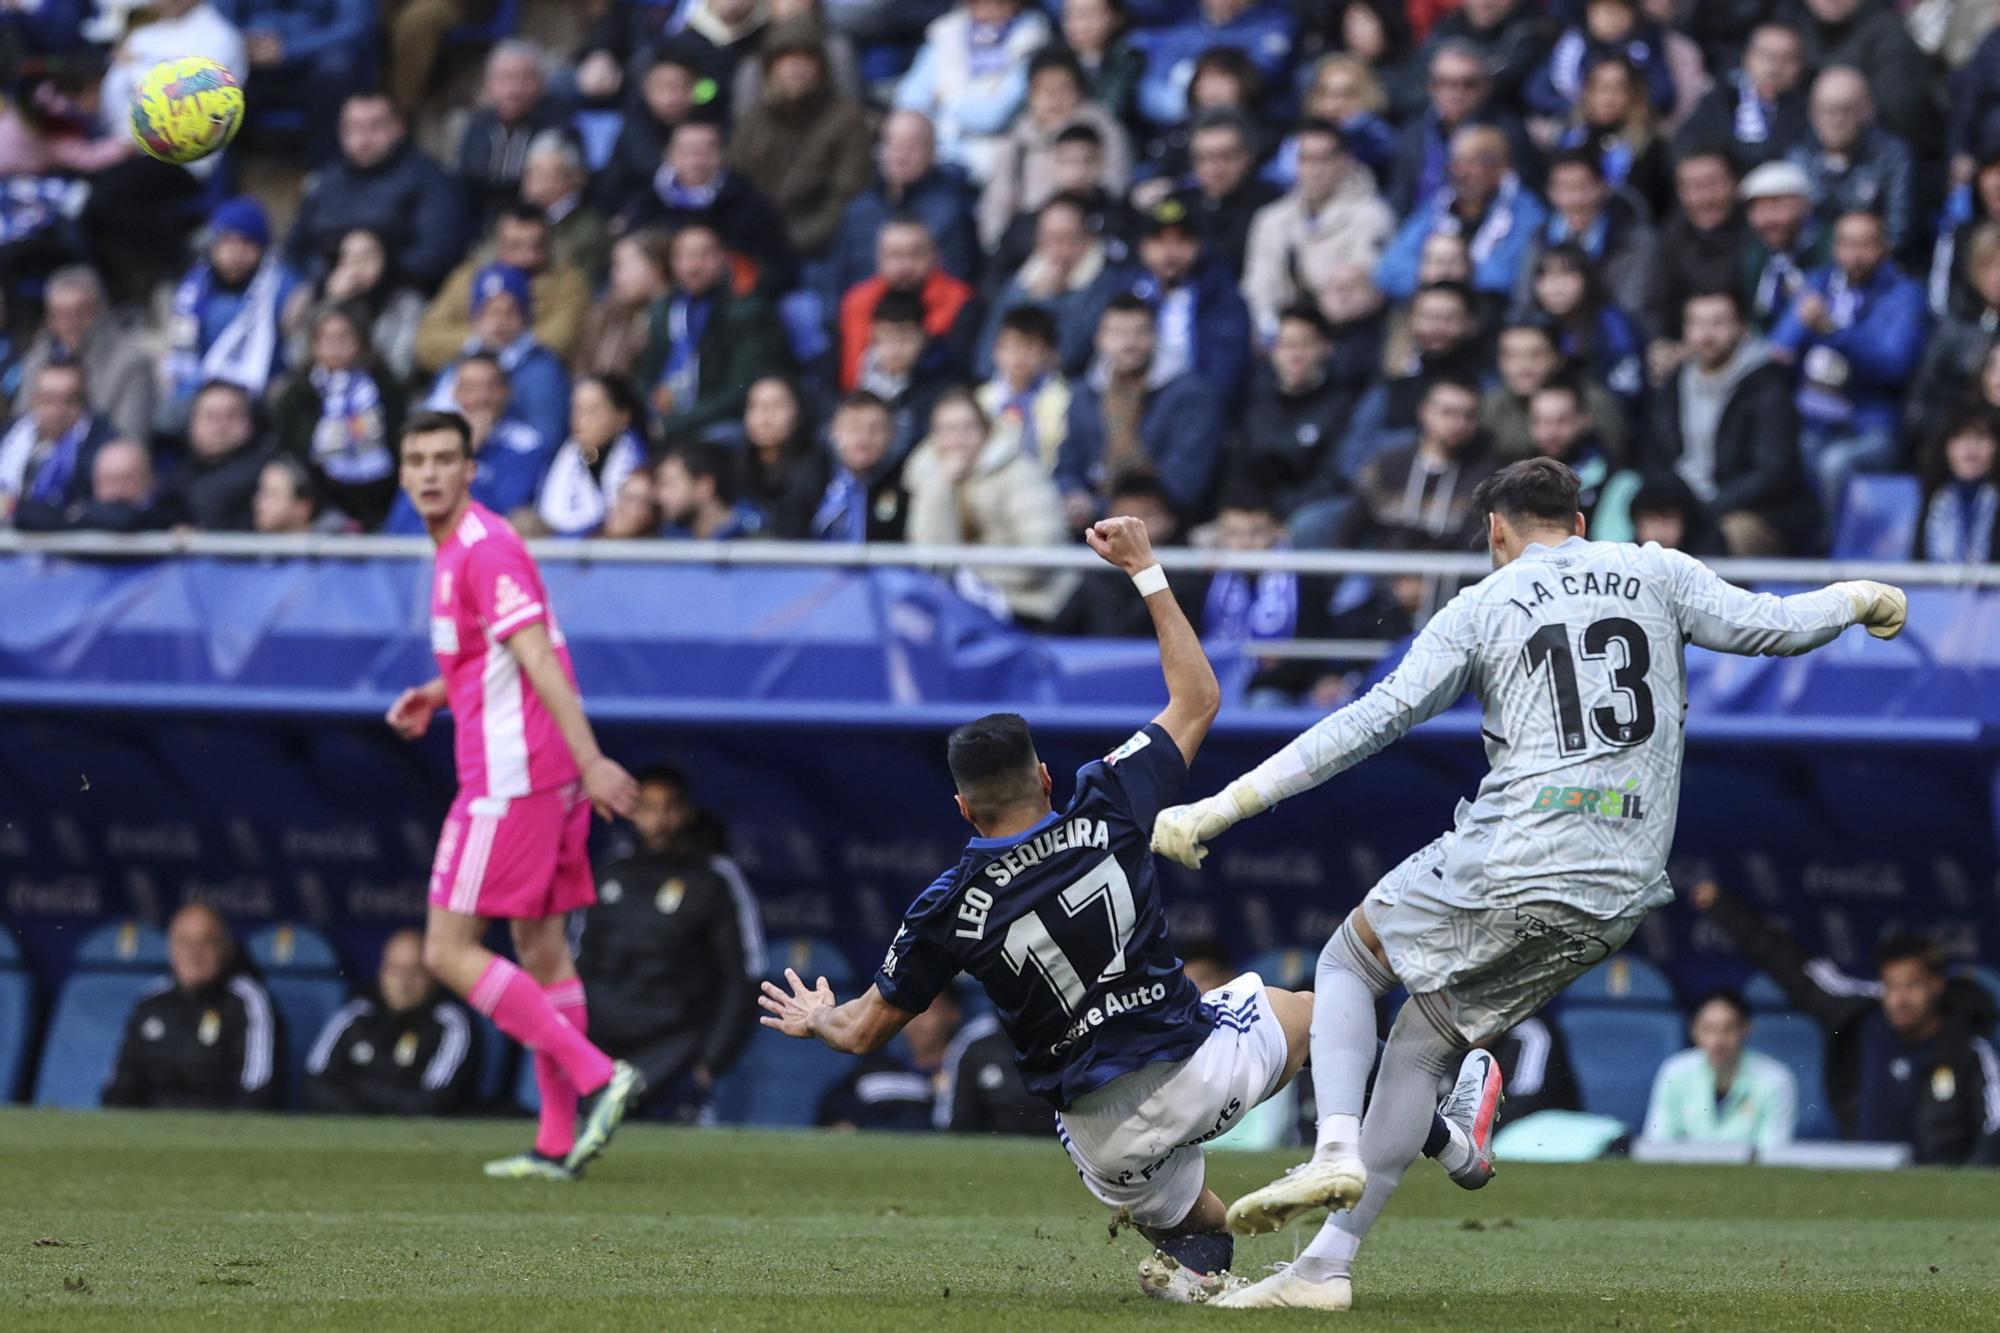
873;724;1214;1109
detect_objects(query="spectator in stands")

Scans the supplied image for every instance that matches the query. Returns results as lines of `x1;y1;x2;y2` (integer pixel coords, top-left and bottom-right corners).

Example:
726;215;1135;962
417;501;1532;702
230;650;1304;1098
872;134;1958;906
520;133;612;285
225;0;372;165
1265;55;1396;191
1527;379;1614;514
1343;374;1498;548
1786;67;1915;255
286;92;465;291
1528;0;1675;121
656;440;763;540
1244;120;1395;338
1790;0;1939;155
978;194;1128;379
1131;0;1297;131
1917;409;2000;564
159;196;295;435
383;355;554;534
1626;472;1720;552
381;0;483;114
907;388;1074;623
635;223;789;448
1643;146;1745;356
619;118;796;291
1679;22;1810;172
170;382;266;532
976;306;1070;477
1642;988;1798;1153
12;266;153;443
1179;937;1234;993
1059;293;1224;520
727;20;873;262
1236;304;1357;531
1770;209;1929;517
574;231;673;382
1739;160;1827;334
1644;288;1813;554
828;111;980;302
253;456;337;534
1129;201;1252;409
1481;320;1626;465
282;229;426;384
1204;485;1345;704
1052;473;1199;636
579;765;763;1115
1909;224;2000;448
1386;40;1526;216
1327;0;1423;126
1692;881;1998;1164
793;390;911;541
1315;261;1391;395
978;48;1132;253
1429;0;1551;114
838;216;980;391
988;122;1139;285
102;903;279;1111
729;0;861;111
1340;279;1487;474
1555;56;1674;222
423;263;570;455
0;361;114;528
419;205;589;379
592;40;718;221
45;438;177;533
893;0;1051;184
537;374;649;538
818;989;962;1131
1167;109;1281;282
304;928;477;1116
1059;0;1143;128
675;0;771;90
454;41;563;232
1378;124;1547;305
602;471;662;540
274;304;406;530
733;376;818;529
848;291;950;460
1134;42;1266;189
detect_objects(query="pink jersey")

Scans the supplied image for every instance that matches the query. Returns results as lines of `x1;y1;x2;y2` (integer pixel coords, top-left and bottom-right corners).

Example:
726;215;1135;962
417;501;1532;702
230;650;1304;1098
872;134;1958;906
429;502;581;799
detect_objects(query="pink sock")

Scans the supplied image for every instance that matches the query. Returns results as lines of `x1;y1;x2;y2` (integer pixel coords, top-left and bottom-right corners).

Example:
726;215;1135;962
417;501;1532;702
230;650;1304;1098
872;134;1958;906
534;978;588;1160
469;958;614;1098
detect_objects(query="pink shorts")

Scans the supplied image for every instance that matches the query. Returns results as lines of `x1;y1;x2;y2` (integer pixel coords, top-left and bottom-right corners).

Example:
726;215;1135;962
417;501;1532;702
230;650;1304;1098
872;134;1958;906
428;782;595;920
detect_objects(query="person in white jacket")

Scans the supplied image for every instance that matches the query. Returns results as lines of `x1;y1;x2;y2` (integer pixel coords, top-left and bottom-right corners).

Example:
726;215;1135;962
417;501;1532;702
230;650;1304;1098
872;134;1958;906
1242;120;1395;341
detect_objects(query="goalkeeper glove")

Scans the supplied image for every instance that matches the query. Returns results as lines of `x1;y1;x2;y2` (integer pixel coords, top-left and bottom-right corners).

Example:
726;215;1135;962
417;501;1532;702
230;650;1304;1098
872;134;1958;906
1830;580;1908;640
1150;778;1270;869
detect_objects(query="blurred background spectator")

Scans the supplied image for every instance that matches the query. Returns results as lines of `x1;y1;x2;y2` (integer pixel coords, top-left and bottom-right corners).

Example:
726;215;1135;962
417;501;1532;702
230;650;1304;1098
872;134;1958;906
102;904;279;1111
303;928;478;1117
1641;988;1798;1154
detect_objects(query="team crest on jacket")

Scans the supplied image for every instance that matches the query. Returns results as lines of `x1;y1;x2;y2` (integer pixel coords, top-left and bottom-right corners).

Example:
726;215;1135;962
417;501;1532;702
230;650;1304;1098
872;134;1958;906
656;879;685;913
197;1009;221;1046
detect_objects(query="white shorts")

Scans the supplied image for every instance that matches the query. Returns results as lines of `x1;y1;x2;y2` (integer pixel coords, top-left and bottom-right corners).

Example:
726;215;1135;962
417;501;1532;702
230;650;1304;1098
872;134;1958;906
1365;836;1647;1046
1053;973;1290;1230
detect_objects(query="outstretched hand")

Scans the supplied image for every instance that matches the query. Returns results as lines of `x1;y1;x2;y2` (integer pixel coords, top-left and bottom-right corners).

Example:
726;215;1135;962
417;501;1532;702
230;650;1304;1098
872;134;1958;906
758;968;836;1039
1086;515;1157;575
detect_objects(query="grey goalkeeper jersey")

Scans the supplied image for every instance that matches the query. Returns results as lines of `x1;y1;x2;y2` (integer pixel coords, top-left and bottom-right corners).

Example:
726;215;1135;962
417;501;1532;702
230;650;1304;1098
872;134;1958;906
1243;537;1861;918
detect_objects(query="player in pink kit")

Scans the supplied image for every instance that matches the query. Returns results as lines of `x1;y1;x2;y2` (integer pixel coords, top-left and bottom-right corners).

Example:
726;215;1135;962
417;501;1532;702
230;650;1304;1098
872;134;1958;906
388;410;645;1181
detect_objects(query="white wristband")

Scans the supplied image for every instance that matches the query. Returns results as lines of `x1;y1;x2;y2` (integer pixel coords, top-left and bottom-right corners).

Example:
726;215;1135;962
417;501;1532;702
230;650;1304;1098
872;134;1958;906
1131;564;1169;597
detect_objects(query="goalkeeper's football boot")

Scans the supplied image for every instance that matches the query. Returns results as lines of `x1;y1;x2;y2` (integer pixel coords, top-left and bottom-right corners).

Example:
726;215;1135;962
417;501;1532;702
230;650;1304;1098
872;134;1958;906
483;1150;579;1182
564;1060;645;1170
1212;1265;1353;1311
1225;1154;1367;1236
1435;1048;1503;1190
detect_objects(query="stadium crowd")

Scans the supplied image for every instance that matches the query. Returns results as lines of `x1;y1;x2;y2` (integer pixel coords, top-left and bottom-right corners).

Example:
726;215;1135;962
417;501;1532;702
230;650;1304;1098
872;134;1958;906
0;0;1997;619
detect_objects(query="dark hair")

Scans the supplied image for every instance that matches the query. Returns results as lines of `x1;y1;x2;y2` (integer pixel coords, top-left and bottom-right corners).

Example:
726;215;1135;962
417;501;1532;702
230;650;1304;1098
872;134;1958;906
872;288;927;327
1278;302;1335;341
401;409;474;456
929;385;990;435
1190;47;1261;104
1499;318;1560;351
263;455;321;514
664;439;736;504
1189;106;1255;147
1422;372;1482;403
1053;122;1105;151
1530;375;1586;411
577;373;648;433
1920;407;2000;492
1108;470;1176;511
836;389;891;416
1629;474;1696;520
1414;279;1475;312
1471;457;1582;527
1216;480;1278;518
1038;190;1091;223
1692;987;1751;1024
1674;140;1737;175
1028;46;1086;87
498;201;550;231
635;762;691;795
1547;146;1605;181
456;351;511;385
191;378;254;412
946;713;1043;820
998;304;1059;348
1178;936;1233;972
1294;117;1346;153
1684;285;1746;321
1103;291;1155;322
1877;932;1945;977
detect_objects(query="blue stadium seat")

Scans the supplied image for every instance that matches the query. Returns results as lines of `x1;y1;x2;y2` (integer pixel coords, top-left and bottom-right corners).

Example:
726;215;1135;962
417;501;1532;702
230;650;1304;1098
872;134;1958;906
247;923;343;975
1830;474;1922;560
1555;1007;1683;1131
1957;965;2000;1017
1565;954;1676;1006
764;936;858;990
1747;1011;1837;1140
1742;972;1792;1010
708;1026;855;1127
1245;945;1316;990
265;975;347;1109
0;923;32;1103
74;921;168;969
34;972;164;1107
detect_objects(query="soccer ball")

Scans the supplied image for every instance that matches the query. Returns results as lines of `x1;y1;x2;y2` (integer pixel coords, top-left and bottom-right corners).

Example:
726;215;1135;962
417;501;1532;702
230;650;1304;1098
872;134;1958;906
130;56;245;165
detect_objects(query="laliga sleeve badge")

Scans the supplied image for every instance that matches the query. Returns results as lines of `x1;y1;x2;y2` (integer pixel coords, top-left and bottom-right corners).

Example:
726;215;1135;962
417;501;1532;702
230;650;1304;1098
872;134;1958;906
1105;731;1152;765
198;1010;221;1046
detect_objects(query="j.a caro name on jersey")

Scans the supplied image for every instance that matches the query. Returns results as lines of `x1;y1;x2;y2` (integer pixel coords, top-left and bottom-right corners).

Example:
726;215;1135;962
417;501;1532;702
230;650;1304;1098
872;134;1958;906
1505;570;1648;620
1052;980;1170;1055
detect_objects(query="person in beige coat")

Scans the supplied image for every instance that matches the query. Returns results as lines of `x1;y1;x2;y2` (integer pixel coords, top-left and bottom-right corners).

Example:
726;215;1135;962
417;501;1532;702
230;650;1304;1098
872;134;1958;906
905;388;1079;624
977;49;1133;251
414;206;590;374
1242;120;1395;340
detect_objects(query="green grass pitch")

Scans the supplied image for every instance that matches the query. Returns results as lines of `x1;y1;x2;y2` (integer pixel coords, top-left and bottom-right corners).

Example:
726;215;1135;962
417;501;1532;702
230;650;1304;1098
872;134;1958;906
4;1109;1997;1331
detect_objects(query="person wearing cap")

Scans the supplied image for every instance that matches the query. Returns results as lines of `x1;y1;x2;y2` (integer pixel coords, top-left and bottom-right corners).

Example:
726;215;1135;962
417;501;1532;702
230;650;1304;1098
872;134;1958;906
1785;66;1916;256
1129;198;1252;408
727;18;874;259
1739;158;1828;332
1769;209;1929;520
422;262;570;453
1377;124;1548;305
417;204;592;376
1244;119;1395;340
1678;21;1811;173
617;117;796;292
159;196;298;434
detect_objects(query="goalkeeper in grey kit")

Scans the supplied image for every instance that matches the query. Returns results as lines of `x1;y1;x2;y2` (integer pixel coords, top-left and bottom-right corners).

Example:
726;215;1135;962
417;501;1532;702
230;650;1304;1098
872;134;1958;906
1149;458;1910;1311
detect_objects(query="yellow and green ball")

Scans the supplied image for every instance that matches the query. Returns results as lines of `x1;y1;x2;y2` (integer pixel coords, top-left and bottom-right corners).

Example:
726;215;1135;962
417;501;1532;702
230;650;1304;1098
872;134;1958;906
130;56;245;166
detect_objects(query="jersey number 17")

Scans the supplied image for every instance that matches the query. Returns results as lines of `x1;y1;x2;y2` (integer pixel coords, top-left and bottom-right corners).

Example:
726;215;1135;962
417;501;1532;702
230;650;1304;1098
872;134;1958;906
1001;856;1138;1017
